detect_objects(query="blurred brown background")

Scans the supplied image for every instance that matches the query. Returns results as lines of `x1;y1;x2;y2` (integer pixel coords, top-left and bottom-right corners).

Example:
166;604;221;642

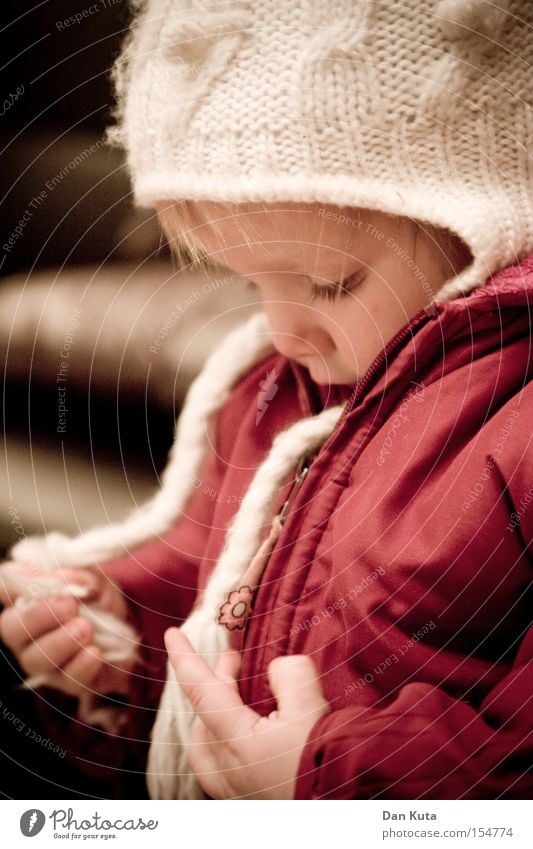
0;0;257;554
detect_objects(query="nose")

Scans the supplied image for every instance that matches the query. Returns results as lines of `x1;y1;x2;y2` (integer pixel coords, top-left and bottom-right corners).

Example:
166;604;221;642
260;298;333;361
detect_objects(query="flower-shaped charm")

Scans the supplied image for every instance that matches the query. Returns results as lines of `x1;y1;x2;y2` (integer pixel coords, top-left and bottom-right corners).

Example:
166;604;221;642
218;586;254;631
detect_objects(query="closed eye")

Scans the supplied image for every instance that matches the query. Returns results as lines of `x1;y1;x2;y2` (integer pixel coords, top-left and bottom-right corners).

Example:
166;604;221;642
308;269;367;302
246;269;367;300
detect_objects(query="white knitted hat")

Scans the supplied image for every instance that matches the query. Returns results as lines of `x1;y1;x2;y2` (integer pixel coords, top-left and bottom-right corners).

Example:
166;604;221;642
109;0;533;301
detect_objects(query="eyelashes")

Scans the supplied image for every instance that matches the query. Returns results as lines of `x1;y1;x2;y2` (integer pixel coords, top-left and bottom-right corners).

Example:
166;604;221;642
246;270;367;301
308;269;367;303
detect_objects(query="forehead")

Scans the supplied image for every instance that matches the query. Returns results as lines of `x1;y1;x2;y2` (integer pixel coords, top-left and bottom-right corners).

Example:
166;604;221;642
192;201;364;253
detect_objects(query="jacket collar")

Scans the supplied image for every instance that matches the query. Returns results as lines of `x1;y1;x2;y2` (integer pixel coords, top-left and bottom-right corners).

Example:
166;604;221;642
450;252;533;311
288;253;533;417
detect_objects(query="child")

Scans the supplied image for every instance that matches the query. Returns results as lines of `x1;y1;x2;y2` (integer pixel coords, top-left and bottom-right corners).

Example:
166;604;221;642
1;0;533;800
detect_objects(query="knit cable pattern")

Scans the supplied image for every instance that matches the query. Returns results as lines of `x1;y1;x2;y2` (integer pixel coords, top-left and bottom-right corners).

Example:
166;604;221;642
108;0;533;301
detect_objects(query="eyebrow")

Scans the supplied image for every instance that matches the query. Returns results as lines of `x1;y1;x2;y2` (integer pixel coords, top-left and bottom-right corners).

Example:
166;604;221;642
308;266;361;287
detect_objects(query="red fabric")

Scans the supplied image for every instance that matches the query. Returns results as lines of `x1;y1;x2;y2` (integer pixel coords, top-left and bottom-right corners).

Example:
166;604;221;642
55;255;533;797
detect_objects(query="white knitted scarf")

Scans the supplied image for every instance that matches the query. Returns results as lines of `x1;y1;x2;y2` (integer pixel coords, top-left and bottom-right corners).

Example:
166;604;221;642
0;312;344;798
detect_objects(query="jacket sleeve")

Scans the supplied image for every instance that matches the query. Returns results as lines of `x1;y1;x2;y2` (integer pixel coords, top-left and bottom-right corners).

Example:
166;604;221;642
31;412;229;790
296;423;533;800
295;629;533;799
99;420;229;710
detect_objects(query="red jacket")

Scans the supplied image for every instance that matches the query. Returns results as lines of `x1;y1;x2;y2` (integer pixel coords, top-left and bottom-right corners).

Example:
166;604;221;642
52;255;533;798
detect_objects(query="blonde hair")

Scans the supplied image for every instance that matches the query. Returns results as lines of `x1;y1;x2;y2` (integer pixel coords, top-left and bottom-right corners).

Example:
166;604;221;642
156;199;213;269
156;199;358;273
156;199;472;283
156;199;277;270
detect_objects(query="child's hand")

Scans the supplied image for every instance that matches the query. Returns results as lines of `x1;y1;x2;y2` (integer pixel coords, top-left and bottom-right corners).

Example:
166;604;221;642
165;627;330;799
0;561;133;699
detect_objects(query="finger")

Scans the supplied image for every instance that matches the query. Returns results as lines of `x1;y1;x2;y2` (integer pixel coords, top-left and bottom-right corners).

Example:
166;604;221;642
0;595;78;653
52;568;101;602
0;563;99;608
267;655;330;721
188;718;226;799
165;627;256;740
0;562;41;606
19;616;93;677
59;644;104;695
214;649;242;687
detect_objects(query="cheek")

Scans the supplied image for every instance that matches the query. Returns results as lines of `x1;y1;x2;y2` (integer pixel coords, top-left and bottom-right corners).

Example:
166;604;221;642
337;294;407;341
329;300;389;362
328;300;374;343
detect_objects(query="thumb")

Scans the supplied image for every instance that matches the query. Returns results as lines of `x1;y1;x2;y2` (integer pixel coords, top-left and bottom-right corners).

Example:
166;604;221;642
0;562;99;606
267;655;330;720
0;562;36;605
58;568;101;602
214;649;241;685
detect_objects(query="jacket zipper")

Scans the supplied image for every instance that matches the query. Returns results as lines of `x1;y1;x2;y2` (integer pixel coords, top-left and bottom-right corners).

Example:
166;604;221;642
275;304;439;521
235;302;440;634
225;458;312;635
334;303;440;433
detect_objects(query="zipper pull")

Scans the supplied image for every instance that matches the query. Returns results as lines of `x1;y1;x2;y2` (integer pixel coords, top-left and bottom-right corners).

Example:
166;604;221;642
424;301;440;319
278;459;310;526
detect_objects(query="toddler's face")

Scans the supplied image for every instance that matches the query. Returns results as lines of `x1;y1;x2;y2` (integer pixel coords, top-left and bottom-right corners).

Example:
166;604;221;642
191;202;458;385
